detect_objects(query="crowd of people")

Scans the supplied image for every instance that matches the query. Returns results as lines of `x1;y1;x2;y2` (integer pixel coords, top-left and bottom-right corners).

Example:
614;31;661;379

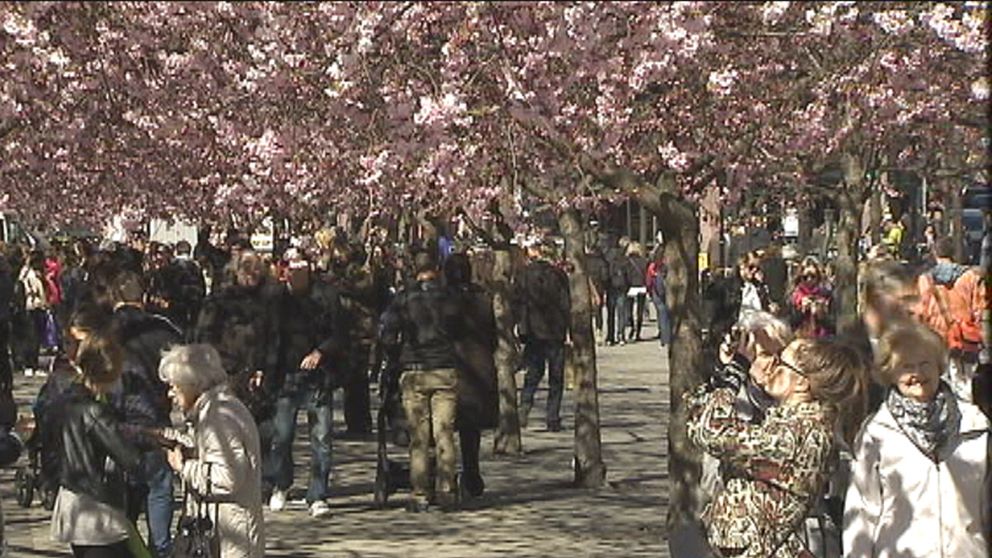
0;219;988;558
0;225;581;557
687;231;990;558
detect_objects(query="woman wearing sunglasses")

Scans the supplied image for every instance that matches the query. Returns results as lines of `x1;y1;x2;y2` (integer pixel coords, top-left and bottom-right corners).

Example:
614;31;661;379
687;337;867;558
789;260;834;339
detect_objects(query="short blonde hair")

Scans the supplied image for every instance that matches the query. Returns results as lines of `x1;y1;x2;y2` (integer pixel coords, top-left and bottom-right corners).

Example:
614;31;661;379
875;321;947;387
159;344;228;396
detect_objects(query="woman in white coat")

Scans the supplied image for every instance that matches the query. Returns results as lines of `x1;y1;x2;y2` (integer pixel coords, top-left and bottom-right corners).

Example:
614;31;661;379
160;344;265;558
844;321;989;558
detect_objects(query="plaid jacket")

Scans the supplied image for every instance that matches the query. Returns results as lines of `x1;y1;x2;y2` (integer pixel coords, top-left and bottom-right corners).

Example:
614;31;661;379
687;385;833;558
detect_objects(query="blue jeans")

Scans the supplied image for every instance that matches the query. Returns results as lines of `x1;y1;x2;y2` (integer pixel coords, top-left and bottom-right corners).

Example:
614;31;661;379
520;339;565;426
652;295;671;346
267;378;333;503
141;450;174;558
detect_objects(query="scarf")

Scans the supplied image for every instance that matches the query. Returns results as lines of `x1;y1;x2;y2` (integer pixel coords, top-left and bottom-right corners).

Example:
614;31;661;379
886;381;960;459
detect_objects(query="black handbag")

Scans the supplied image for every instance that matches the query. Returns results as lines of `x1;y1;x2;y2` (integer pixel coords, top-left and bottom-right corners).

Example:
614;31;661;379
173;467;220;558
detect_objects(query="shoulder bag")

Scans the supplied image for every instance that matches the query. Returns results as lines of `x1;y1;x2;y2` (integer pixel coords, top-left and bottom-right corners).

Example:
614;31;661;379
173;464;220;558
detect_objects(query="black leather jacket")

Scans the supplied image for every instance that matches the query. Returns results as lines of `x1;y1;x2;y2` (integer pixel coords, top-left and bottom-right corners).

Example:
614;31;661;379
58;383;141;509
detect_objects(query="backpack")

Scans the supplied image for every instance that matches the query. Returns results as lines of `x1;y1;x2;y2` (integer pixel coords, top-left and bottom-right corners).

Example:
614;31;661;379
926;274;983;354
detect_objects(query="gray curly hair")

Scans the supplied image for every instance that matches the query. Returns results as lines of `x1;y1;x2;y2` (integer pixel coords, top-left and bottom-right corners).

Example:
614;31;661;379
159;344;228;396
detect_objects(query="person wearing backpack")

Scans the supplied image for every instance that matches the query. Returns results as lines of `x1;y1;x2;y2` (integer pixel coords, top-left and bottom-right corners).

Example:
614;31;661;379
915;237;986;402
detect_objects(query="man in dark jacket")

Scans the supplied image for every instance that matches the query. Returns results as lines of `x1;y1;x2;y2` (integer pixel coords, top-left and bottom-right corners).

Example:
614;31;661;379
379;250;460;512
324;243;384;436
265;251;343;519
192;250;279;497
146;243;206;335
516;243;571;432
443;254;498;498
193;250;277;413
107;271;181;558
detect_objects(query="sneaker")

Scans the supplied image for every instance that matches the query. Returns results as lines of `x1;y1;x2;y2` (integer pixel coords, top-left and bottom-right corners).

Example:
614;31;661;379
309;500;332;518
24;368;34;377
269;488;288;512
547;421;563;433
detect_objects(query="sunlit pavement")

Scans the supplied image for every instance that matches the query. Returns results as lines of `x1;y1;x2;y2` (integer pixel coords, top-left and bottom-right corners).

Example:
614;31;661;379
3;326;669;557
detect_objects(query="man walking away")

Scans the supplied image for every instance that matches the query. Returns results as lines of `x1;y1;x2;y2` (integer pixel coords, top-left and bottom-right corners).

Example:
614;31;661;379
516;242;571;432
443;254;498;499
379;251;460;512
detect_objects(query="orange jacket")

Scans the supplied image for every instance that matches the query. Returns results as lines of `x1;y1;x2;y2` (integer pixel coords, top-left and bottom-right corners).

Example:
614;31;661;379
915;262;985;348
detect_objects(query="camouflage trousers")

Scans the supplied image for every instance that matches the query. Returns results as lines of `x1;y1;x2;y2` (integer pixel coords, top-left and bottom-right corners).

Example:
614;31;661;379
400;368;459;504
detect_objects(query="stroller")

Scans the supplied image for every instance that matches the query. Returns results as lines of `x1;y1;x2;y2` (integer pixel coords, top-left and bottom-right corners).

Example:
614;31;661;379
372;357;412;509
15;357;75;510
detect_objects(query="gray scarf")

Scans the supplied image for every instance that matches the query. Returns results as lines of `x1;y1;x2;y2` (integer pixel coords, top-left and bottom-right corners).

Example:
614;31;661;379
886;382;960;459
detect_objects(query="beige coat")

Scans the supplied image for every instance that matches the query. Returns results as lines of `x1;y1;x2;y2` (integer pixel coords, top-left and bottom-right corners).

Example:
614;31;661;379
844;399;990;558
181;384;265;558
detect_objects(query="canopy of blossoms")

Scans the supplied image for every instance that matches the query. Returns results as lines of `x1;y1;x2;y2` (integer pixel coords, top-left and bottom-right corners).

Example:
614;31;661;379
0;2;986;228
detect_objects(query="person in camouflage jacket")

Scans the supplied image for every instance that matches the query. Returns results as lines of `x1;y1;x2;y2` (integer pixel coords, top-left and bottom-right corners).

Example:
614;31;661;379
687;338;867;558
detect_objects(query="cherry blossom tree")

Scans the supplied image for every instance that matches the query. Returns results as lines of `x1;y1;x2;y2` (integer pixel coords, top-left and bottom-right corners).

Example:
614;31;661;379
1;1;987;542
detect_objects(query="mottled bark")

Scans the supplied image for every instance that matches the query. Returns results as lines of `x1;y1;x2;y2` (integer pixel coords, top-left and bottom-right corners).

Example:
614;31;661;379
836;153;864;333
492;244;523;455
559;208;606;488
460;203;523;456
635;176;705;535
868;186;882;246
950;181;965;263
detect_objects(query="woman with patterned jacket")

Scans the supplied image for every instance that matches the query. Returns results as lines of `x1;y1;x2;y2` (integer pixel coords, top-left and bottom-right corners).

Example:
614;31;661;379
843;321;989;558
687;338;867;558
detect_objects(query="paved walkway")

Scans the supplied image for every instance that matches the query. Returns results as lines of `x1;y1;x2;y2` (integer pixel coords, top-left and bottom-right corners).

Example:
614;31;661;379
2;328;670;557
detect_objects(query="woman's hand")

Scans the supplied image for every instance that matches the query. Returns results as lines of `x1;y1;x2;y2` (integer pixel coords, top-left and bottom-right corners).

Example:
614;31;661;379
718;334;737;365
167;445;185;473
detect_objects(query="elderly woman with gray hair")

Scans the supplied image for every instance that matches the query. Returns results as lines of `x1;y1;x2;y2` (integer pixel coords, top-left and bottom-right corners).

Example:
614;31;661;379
159;344;264;558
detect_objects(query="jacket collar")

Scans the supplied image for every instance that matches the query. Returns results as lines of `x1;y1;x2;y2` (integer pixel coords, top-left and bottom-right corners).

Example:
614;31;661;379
189;383;230;424
877;395;990;437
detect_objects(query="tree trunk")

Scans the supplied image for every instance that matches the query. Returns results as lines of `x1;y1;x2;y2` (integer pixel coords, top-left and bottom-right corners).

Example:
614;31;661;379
559;208;607;488
950;182;965;263
635;176;705;543
869;184;882;246
836;153;864;333
492;243;523;455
